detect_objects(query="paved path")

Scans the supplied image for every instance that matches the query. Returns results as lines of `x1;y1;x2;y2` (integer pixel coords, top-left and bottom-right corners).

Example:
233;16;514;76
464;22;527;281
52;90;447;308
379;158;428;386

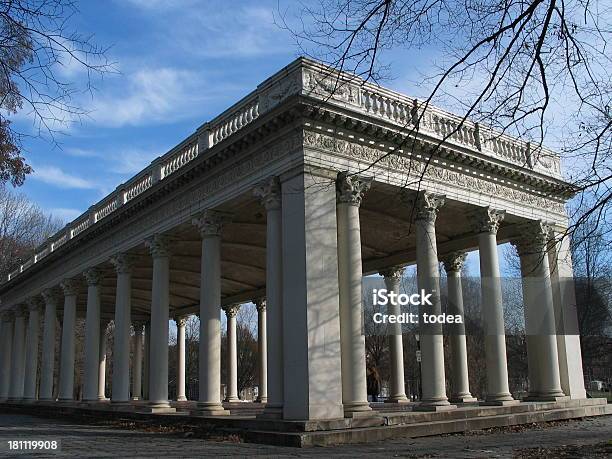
0;413;610;457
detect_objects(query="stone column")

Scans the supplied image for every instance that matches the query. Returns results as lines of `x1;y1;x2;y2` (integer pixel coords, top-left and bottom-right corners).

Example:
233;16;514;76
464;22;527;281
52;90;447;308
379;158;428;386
23;298;43;402
58;279;78;402
0;312;14;401
336;171;372;416
143;321;150;400
9;306;27;400
110;253;133;404
380;267;409;403
280;171;344;420
175;316;187;402
223;305;240;402
413;191;454;410
473;208;516;405
83;268;102;402
144;234;175;413
254;298;268;403
254;177;283;417
98;321;109;400
441;252;476;403
40;289;59;401
131;323;143;401
191;210;228;415
513;221;566;401
547;227;587;399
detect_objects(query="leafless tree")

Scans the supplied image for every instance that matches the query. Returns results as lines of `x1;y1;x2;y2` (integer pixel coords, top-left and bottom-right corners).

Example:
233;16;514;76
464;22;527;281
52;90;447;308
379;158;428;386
0;185;62;278
282;0;611;242
0;0;114;186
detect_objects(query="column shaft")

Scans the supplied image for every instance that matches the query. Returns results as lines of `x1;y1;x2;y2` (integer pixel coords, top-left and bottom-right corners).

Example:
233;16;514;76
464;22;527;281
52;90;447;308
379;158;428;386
413;192;452;410
0;315;13;400
255;300;268;403
39;291;58;401
224;307;239;402
176;318;187;401
381;268;408;403
193;211;227;415
98;322;108;400
516;222;565;400
58;281;78;401
146;235;173;412
9;309;26;400
83;269;102;401
23;302;42;401
111;254;132;403
143;321;150;400
132;325;143;400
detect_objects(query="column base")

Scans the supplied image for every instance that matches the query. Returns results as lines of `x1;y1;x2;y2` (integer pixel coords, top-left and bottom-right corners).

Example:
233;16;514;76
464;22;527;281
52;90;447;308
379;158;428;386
191;402;229;416
450;395;478;404
224;396;239;402
176;396;187;402
343;401;373;417
255;397;268;403
480;399;520;406
56;398;76;404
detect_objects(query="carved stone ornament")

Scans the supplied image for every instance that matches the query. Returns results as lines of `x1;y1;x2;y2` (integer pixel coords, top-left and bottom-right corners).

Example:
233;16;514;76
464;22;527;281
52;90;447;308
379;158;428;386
61;278;79;296
254;297;267;312
192;210;228;238
253;176;281;210
83;267;102;286
41;288;60;305
26;296;44;312
471;207;506;235
512;220;552;256
175;316;187;328
412;191;446;223
442;251;467;273
223;304;241;318
13;304;27;318
110;253;134;274
145;234;171;258
379;266;405;282
336;171;373;206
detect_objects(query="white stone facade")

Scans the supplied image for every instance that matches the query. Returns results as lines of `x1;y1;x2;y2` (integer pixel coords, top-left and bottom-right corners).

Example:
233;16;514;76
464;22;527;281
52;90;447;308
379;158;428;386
0;58;586;419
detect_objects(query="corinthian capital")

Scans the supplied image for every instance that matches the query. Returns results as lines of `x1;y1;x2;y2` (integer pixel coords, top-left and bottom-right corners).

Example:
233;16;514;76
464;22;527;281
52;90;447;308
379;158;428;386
192;210;229;238
254;297;266;312
380;266;405;282
175;316;187;328
442;251;467;273
223;304;241;318
411;191;445;223
512;220;552;256
253;176;281;210
41;288;60;305
83;267;102;286
471;207;505;235
61;279;79;296
26;296;44;313
145;234;171;258
110;253;134;274
336;171;372;206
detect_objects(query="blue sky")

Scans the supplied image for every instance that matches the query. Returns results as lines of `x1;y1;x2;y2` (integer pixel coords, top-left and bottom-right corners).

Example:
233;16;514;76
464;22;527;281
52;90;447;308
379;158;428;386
11;0;516;276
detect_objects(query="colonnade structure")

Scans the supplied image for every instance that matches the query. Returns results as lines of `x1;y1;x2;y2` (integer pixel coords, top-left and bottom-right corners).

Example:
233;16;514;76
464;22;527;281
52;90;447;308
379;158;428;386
0;58;587;421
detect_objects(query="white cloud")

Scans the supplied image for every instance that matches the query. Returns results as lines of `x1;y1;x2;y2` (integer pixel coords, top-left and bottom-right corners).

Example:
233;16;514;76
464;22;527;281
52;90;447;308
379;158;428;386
31;165;96;189
87;67;207;127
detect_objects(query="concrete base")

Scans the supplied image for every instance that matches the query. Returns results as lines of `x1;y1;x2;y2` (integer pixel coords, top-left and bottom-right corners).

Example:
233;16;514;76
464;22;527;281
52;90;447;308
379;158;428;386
1;398;609;447
413;403;458;412
480;399;521;406
138;406;177;414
